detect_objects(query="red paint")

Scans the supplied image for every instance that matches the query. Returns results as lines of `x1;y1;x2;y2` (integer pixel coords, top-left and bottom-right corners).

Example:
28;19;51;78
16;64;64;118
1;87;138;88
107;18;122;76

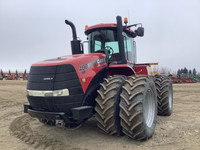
172;77;196;83
127;60;133;66
32;53;107;93
134;65;152;75
108;64;135;76
108;64;152;76
0;72;29;80
85;23;135;35
85;24;117;33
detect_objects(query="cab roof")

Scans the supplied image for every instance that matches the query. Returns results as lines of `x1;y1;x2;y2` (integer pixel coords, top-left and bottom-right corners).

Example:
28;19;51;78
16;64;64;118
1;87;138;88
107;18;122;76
85;23;136;38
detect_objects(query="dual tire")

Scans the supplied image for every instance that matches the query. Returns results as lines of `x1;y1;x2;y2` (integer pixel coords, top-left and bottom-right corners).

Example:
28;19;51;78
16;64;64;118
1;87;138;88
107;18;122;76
95;75;126;135
154;76;173;116
119;76;157;140
95;75;158;140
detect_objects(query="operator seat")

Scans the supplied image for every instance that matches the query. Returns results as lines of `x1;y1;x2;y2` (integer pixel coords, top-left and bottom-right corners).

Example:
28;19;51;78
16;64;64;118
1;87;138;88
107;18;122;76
109;53;120;64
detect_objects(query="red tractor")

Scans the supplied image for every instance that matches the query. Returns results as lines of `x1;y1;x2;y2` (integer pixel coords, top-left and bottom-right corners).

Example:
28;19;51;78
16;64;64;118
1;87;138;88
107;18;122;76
15;70;20;80
24;16;173;140
6;70;14;80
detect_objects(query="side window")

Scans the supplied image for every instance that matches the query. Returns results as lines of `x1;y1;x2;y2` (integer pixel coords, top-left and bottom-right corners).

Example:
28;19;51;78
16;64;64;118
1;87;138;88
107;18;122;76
133;41;137;63
123;33;135;64
94;40;102;51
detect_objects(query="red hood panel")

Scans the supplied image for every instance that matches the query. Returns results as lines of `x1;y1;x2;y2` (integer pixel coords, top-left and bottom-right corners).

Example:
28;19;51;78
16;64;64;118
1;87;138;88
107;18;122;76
32;53;107;93
32;53;105;67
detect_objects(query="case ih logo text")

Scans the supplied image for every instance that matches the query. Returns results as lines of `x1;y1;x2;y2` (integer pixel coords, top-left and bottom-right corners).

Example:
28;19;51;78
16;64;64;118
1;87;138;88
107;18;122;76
79;58;105;72
79;64;88;72
43;77;54;81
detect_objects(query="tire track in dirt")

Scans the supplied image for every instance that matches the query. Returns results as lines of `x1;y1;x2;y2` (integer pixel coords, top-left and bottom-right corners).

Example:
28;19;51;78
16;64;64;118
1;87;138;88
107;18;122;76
9;115;84;150
0;99;23;122
0;100;22;110
9;115;66;150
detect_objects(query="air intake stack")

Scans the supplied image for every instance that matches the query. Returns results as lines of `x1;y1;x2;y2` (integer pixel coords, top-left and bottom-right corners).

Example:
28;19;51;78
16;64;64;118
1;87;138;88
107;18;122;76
65;20;82;55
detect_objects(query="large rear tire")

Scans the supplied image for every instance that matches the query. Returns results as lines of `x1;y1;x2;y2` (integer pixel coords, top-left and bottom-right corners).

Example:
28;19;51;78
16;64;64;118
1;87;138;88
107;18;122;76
154;76;173;116
119;76;157;140
95;75;126;135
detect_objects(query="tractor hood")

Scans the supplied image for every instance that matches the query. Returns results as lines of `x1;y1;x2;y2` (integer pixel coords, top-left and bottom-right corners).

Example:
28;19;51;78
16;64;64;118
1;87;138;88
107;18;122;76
30;53;107;93
32;53;106;67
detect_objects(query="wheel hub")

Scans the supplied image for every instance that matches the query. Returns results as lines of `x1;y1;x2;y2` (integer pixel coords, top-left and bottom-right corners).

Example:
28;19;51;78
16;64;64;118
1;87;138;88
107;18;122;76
144;89;155;128
168;85;173;110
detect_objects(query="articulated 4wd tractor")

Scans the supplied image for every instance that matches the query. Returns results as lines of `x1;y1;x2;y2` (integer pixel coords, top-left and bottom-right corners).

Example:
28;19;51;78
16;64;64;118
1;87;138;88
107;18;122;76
24;16;173;140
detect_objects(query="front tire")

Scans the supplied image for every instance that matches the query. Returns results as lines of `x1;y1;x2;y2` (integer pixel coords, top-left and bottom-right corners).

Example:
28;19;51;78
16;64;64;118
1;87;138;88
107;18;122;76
95;75;126;135
119;76;157;140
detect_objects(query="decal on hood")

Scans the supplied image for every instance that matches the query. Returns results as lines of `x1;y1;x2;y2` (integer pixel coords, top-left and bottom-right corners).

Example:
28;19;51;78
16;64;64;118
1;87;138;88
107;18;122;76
79;58;105;73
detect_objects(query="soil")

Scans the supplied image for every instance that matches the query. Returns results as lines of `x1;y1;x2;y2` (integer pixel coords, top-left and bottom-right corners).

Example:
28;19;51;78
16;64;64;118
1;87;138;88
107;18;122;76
0;80;200;150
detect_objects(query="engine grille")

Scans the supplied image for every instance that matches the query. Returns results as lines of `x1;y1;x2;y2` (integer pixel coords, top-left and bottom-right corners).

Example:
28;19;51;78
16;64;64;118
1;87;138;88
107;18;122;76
27;64;84;112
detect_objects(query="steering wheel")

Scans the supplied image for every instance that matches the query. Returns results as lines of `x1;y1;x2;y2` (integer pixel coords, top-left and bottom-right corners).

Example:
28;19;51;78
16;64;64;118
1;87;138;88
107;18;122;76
105;46;114;55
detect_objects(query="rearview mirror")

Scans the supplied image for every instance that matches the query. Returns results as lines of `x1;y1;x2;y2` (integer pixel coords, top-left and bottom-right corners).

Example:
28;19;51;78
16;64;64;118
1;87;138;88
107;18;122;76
136;27;144;37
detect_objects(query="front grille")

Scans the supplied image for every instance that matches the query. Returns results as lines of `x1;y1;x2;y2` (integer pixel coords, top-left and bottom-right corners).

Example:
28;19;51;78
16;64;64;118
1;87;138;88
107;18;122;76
27;64;84;112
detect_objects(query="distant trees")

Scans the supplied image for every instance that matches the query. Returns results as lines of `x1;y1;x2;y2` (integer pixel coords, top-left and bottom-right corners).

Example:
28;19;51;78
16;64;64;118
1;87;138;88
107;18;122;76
193;68;197;76
151;66;199;79
177;69;181;77
189;69;192;77
177;67;198;78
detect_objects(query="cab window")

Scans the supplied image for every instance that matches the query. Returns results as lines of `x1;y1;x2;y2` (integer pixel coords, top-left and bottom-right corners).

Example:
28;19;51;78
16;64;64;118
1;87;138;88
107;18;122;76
123;32;136;64
88;30;119;54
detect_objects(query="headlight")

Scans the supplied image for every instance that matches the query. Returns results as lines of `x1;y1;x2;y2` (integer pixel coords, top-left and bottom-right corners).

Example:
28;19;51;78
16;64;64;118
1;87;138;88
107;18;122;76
27;89;69;97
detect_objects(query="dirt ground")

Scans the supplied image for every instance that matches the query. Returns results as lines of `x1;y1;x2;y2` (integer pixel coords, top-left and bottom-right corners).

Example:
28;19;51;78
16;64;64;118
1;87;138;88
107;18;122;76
0;80;200;150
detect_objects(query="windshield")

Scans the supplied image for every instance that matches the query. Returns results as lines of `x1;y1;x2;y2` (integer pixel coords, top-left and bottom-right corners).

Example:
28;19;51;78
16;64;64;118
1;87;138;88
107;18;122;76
87;29;136;64
88;30;119;53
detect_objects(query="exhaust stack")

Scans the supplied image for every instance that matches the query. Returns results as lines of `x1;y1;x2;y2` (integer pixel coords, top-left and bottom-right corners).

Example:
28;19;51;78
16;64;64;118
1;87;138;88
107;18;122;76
116;16;126;64
65;20;82;55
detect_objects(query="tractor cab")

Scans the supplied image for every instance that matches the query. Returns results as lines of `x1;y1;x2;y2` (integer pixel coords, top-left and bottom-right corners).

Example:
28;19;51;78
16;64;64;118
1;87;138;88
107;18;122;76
85;17;144;67
86;27;136;66
84;16;144;76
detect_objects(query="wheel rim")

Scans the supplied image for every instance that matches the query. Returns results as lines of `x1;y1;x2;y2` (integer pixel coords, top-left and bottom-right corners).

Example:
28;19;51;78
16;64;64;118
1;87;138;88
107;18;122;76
168;84;173;110
144;89;155;128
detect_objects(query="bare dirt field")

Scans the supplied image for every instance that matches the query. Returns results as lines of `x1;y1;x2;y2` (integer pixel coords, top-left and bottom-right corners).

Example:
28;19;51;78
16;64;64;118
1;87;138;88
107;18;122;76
0;80;200;150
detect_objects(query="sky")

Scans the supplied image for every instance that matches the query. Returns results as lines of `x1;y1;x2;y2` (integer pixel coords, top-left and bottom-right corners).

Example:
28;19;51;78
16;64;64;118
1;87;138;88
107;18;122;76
0;0;200;73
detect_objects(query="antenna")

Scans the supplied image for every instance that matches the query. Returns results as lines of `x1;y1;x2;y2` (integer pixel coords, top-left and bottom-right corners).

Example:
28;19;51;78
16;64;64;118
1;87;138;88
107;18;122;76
128;10;130;24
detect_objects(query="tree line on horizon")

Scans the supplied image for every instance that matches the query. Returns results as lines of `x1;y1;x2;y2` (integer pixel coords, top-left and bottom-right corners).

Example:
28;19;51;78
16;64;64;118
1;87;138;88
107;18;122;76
152;66;199;77
177;67;197;78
